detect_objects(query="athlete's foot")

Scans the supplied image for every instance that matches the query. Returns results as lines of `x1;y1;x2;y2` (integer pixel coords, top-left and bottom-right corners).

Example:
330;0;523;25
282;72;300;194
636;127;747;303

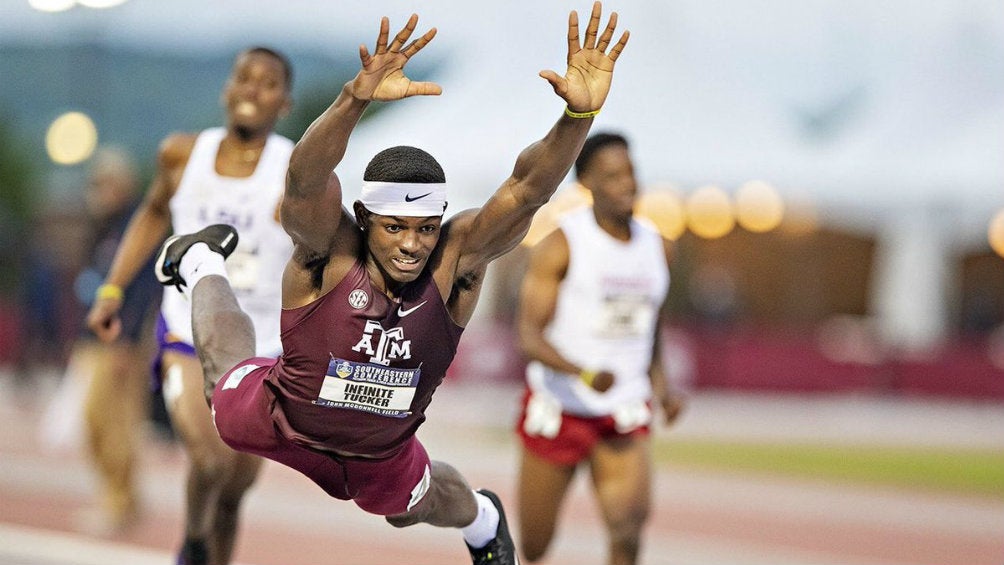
176;537;208;565
155;224;239;291
466;489;519;565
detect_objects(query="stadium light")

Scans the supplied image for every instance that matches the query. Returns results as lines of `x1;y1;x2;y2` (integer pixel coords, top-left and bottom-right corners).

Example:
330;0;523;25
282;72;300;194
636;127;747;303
29;0;129;10
46;111;99;165
28;0;75;12
735;180;785;233
989;209;1004;259
686;185;735;239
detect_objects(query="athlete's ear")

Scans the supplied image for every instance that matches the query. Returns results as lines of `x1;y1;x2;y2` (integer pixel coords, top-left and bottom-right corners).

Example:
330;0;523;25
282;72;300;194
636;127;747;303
353;200;369;230
279;95;293;119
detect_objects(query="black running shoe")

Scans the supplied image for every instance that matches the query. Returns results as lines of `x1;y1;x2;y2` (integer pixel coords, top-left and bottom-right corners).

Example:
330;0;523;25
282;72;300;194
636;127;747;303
467;489;520;565
155;224;239;291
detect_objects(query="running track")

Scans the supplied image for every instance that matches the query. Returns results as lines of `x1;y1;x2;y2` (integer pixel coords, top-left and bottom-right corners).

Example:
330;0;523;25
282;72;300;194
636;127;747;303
1;375;1002;565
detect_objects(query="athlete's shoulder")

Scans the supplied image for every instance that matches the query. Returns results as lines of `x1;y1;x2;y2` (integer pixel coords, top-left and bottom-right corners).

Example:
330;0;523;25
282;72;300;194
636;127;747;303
157;131;199;170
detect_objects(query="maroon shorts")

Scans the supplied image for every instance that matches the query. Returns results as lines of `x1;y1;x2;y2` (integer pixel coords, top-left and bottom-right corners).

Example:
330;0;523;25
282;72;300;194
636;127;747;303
515;389;649;467
211;358;432;516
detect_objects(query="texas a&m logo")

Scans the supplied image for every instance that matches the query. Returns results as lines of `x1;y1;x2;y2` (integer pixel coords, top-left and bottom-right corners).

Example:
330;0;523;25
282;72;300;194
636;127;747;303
351;320;412;365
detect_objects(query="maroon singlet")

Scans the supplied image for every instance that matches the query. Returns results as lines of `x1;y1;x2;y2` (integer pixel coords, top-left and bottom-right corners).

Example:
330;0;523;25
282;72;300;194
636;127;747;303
266;260;464;458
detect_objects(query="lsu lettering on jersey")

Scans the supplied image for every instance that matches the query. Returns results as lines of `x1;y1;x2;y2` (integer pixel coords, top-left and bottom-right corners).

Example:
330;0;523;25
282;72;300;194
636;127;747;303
161;127;293;356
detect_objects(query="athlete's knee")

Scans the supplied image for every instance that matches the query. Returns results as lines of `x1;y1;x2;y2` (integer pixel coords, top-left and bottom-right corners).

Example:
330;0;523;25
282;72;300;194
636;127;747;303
606;504;648;553
186;444;230;479
216;483;253;515
385;511;421;529
383;486;439;528
219;457;262;504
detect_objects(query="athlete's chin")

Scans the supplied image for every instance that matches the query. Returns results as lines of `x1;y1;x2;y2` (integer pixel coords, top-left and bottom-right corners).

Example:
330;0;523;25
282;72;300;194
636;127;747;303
230;116;275;135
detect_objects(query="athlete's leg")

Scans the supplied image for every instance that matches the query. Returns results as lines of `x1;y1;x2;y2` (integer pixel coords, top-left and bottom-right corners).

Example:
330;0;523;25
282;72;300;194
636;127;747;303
384;460;477;528
516;446;577;562
189;275;256;401
80;340;147;531
209;451;263;565
588;435;651;565
162;353;226;556
382;459;518;565
162;351;261;565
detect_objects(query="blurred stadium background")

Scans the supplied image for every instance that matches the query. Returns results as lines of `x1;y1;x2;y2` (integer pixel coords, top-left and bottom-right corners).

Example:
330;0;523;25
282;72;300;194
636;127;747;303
0;1;1001;564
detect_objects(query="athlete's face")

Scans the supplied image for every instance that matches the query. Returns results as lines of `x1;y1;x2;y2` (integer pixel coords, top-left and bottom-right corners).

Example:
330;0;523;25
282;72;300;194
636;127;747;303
364;213;443;286
222;52;291;134
580;144;637;221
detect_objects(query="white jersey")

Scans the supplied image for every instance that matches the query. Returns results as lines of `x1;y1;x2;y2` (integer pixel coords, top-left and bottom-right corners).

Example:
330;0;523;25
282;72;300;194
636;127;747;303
161;127;293;356
526;207;669;422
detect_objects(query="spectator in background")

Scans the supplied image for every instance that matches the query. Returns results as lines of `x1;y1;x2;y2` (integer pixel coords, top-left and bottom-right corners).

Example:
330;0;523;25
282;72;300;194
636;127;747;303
514;132;685;565
67;147;162;535
16;203;90;384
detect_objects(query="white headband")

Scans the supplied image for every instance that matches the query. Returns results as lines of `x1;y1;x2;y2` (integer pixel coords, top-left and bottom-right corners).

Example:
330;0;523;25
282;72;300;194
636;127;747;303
360;181;448;217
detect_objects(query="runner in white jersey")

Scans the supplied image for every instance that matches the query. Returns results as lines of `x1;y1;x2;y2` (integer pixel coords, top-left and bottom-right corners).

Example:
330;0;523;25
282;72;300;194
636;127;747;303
161;126;291;355
515;132;685;565
86;47;294;565
526;206;666;421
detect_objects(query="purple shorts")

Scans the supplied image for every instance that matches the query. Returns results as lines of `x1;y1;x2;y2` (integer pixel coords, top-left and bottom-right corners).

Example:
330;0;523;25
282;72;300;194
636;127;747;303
211;358;432;516
150;313;197;391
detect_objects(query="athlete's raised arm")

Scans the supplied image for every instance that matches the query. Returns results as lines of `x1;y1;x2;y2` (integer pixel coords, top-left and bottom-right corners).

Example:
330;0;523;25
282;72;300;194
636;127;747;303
454;2;629;274
282;14;441;255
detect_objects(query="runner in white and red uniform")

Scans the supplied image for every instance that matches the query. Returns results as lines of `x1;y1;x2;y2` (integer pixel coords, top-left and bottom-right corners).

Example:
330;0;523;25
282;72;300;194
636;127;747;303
149;6;631;565
515;132;686;565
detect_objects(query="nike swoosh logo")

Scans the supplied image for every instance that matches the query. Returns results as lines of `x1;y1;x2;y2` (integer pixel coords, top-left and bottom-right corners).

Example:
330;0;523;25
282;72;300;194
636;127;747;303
397;300;428;317
404;192;432;202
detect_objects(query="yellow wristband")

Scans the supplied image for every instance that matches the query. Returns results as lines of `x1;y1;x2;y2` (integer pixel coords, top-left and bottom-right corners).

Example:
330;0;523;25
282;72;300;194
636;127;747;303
564;106;601;119
579;369;597;387
96;283;123;301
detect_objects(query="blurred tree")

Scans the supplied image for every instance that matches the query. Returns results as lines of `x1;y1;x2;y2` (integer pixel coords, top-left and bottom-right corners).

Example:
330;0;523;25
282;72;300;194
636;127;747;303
0;114;39;296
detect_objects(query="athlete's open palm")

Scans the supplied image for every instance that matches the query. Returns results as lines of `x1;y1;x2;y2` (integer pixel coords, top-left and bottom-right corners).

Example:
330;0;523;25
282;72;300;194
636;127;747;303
351;14;442;102
540;1;629;113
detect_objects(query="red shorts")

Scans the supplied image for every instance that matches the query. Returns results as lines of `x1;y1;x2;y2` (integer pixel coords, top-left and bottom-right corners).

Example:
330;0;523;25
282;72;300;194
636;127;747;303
211;358;432;516
515;389;649;467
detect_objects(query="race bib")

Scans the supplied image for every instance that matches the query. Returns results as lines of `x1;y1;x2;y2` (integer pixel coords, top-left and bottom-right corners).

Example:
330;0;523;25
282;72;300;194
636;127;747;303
595;293;654;338
315;357;420;418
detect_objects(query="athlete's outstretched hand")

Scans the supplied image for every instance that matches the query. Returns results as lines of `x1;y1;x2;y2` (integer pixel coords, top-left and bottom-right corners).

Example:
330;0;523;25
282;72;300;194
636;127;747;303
540;1;629;113
350;14;442;102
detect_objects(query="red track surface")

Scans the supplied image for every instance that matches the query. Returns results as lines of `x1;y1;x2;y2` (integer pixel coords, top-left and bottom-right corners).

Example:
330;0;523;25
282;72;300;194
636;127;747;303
1;378;1002;565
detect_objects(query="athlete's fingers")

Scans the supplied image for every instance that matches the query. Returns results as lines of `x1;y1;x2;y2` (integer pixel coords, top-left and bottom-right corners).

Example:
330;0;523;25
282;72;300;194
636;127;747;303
607;30;630;62
390;14;419;52
566;10;581;57
407;81;443;97
538;70;567;96
402;28;437;59
375;17;390;54
596;11;617;52
582;1;602;50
